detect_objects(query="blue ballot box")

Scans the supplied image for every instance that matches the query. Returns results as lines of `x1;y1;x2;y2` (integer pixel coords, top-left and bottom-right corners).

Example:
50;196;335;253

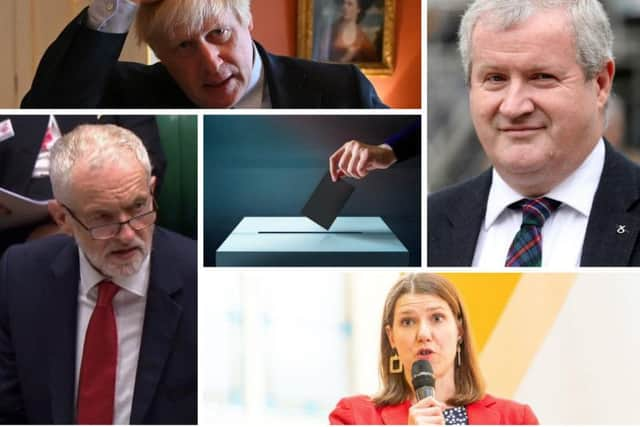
216;216;409;266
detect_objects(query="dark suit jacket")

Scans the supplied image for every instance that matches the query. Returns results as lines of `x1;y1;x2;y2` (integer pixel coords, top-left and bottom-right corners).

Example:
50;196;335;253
428;141;640;266
385;118;421;162
21;9;386;108
0;227;196;424
329;394;538;425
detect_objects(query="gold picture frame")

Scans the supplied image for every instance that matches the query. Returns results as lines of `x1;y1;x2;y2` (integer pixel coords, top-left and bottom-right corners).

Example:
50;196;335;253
297;0;395;75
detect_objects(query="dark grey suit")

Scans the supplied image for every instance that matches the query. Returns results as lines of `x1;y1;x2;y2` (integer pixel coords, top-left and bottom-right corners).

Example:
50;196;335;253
428;142;640;266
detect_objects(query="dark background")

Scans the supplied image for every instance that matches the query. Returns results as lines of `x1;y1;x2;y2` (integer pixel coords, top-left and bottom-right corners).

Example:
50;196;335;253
203;115;421;266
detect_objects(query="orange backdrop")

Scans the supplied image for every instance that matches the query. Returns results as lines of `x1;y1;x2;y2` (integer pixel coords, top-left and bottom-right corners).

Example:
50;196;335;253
251;0;422;108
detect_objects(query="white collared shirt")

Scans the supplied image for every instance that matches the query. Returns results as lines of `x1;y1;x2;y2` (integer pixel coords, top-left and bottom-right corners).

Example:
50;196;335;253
472;139;605;268
87;0;137;33
75;248;150;424
233;43;271;108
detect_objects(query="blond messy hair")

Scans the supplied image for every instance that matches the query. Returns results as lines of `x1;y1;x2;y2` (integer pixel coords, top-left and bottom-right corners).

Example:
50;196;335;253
135;0;252;49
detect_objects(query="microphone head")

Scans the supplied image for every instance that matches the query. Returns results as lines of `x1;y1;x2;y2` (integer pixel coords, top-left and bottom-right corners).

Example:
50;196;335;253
411;359;435;390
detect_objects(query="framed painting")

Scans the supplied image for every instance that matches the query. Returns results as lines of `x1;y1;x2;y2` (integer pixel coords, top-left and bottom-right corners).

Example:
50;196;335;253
297;0;395;75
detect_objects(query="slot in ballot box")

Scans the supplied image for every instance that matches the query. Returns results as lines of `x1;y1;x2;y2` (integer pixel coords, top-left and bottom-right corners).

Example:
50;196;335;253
216;216;409;266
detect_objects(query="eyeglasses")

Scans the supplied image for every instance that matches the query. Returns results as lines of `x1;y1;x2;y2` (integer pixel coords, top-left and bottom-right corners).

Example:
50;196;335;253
62;199;158;240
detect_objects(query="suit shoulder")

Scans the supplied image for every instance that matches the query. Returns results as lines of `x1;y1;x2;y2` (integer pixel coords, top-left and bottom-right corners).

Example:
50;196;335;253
261;48;385;108
334;394;375;409
607;144;640;178
478;394;539;424
269;52;361;77
330;395;378;425
154;227;196;255
270;54;369;90
2;234;74;264
428;171;491;212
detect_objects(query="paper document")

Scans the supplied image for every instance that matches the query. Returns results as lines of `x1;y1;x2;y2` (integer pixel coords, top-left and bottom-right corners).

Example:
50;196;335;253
301;172;354;230
0;187;50;231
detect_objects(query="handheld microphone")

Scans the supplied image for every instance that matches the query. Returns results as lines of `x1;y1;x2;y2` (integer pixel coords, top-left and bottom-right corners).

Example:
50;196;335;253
411;360;435;401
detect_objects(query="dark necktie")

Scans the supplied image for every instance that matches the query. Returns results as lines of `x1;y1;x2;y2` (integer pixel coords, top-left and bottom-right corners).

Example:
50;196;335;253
505;198;561;267
77;281;120;424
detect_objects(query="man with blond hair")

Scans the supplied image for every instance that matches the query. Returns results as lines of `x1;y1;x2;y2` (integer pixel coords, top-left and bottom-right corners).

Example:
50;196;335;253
22;0;386;108
0;125;196;423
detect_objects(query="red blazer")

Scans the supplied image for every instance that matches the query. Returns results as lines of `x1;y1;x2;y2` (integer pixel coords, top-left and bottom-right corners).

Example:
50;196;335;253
329;394;539;425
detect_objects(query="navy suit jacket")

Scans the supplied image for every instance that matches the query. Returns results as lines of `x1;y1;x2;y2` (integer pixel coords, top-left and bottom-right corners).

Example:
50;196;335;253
428;142;640;266
385;118;421;162
0;227;197;424
21;9;386;109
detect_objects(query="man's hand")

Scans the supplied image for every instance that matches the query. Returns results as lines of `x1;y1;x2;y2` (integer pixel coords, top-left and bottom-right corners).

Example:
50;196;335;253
329;140;397;182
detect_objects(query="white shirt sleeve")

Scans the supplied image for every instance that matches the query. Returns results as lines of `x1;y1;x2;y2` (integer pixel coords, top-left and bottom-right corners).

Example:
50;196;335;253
86;0;138;34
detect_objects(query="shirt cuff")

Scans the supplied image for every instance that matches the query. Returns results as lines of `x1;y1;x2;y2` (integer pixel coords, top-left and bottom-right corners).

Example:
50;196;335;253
87;0;138;34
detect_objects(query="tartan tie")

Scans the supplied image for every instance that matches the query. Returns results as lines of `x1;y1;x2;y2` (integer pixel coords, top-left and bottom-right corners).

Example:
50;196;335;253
77;281;120;424
505;198;561;267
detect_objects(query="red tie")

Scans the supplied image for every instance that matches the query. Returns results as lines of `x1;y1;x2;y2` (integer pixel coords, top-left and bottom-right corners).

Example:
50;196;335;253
77;281;120;424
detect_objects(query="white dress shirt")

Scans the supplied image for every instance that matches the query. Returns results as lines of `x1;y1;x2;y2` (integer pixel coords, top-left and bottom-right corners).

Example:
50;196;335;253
75;249;150;424
472;139;605;268
87;0;271;107
87;0;137;34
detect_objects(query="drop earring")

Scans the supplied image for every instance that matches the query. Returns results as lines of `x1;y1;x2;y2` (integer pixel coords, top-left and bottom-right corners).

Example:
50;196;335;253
457;338;462;367
389;349;403;373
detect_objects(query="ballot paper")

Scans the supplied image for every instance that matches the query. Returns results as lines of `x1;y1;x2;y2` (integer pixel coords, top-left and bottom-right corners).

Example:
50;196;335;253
0;186;49;231
301;172;354;229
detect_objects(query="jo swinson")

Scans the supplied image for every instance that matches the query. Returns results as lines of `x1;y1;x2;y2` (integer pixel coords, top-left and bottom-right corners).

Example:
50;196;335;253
329;273;538;425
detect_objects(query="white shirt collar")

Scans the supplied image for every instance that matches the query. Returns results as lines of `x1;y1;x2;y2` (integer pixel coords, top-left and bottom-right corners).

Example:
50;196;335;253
484;138;606;229
78;246;150;298
233;43;269;108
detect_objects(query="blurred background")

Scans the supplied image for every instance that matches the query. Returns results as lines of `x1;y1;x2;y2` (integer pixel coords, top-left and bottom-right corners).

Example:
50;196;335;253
203;115;421;266
200;270;640;424
428;0;640;193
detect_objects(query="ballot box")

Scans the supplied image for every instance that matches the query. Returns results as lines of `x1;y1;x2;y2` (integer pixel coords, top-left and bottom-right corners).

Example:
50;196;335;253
216;216;409;266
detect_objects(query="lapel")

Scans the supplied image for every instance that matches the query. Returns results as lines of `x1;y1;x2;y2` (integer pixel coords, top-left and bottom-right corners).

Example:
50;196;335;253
442;170;492;265
380;400;411;425
45;239;80;424
257;42;323;108
129;230;184;424
581;142;640;266
467;394;502;424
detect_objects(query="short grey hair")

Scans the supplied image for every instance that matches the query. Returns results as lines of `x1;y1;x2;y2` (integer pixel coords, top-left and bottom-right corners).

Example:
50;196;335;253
50;124;152;204
458;0;613;83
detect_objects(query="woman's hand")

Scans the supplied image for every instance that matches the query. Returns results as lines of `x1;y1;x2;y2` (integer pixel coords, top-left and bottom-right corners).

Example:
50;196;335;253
407;396;446;425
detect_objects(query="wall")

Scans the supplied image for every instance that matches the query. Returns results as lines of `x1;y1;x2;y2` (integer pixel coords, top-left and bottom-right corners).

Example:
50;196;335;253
0;0;148;107
252;0;422;108
203;115;421;266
